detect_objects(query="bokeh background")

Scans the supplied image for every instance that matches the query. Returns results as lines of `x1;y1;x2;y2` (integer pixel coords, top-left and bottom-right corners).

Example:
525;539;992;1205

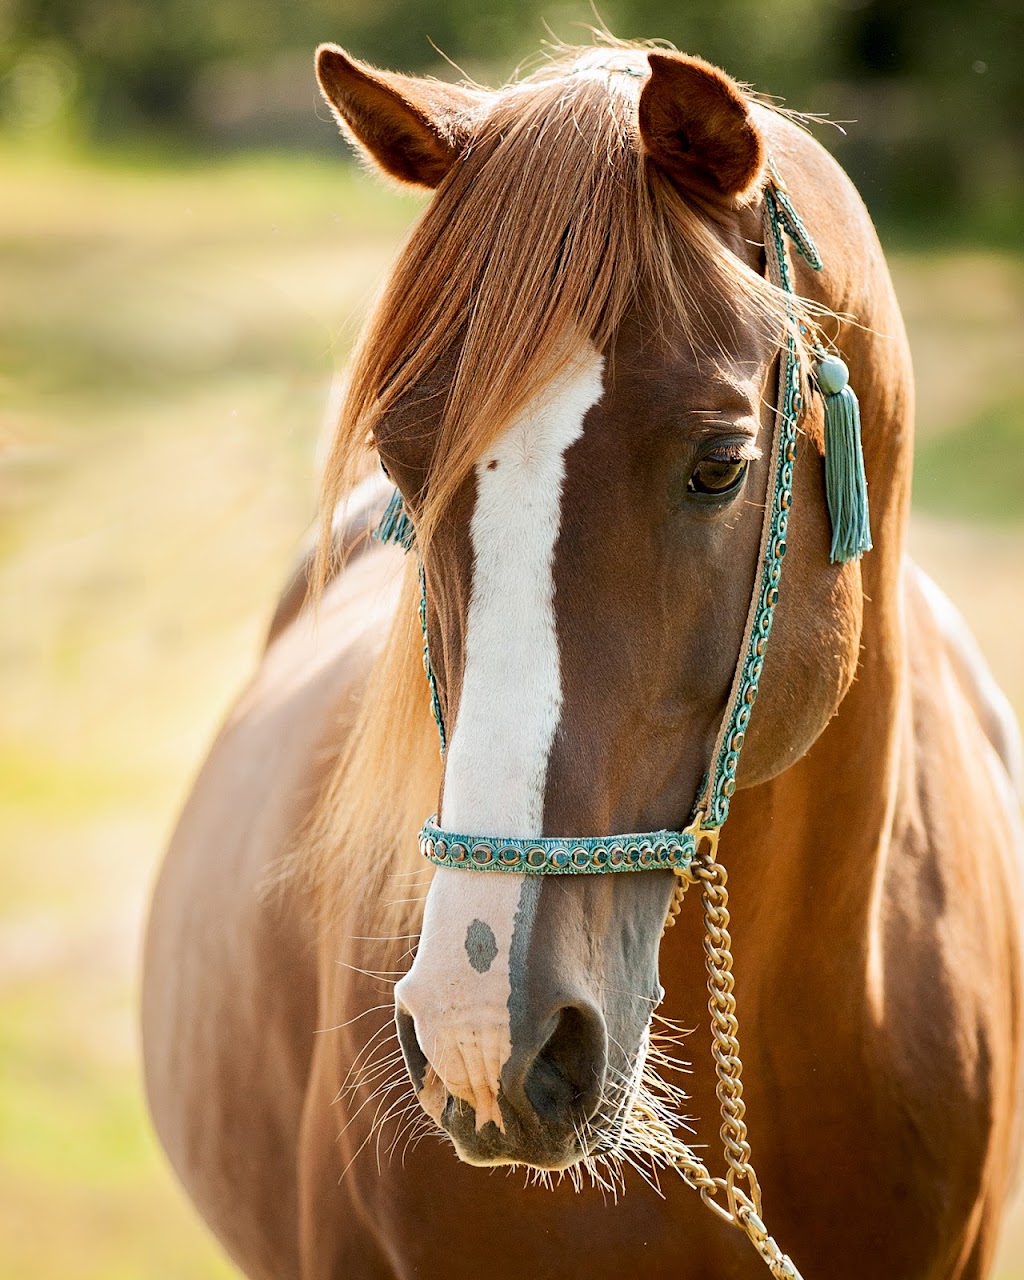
1;1;1022;1276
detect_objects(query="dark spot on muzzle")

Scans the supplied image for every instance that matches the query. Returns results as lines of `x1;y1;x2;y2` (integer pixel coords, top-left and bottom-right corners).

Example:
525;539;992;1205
464;918;498;973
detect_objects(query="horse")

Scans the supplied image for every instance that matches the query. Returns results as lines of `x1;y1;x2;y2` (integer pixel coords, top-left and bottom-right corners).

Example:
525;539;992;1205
141;39;1024;1280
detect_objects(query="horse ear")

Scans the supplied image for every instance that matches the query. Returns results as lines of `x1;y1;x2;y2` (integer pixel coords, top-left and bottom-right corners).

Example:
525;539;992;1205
315;44;484;188
639;52;765;201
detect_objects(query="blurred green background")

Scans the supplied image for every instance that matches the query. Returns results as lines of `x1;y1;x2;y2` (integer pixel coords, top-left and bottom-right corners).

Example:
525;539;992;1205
1;2;1023;1277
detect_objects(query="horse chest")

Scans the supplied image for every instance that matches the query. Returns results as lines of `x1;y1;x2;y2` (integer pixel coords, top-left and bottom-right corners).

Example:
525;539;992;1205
646;898;1004;1279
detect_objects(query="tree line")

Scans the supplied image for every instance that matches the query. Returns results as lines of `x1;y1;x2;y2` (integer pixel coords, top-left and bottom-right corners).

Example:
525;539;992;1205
2;0;1020;237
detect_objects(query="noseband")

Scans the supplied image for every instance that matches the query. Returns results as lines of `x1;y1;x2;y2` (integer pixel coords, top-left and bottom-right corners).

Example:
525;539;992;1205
375;160;869;1280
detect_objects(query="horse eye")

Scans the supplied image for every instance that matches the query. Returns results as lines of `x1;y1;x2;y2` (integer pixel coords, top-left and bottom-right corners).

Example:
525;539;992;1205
687;454;748;497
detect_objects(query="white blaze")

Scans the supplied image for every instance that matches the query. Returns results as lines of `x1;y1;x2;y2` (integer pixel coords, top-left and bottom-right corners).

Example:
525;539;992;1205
443;349;604;833
395;348;604;1135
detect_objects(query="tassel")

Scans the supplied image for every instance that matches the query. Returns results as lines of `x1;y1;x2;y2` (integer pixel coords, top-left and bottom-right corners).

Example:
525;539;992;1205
373;486;415;550
815;352;872;564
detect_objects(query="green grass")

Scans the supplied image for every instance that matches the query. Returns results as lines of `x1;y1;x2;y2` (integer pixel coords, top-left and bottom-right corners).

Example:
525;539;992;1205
914;402;1024;523
1;984;149;1187
2;143;1024;1278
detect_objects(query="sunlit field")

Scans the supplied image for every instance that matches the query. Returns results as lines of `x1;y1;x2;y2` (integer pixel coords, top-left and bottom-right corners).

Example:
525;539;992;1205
2;144;1023;1278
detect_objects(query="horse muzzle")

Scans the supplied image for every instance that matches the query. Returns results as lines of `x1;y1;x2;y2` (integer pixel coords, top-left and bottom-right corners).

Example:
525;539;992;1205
395;987;616;1168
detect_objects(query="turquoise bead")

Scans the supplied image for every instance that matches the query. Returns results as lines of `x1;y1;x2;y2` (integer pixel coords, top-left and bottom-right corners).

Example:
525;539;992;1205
816;355;849;396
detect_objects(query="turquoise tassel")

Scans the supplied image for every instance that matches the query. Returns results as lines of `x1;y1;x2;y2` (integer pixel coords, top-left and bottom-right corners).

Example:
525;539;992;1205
815;352;872;564
374;486;415;550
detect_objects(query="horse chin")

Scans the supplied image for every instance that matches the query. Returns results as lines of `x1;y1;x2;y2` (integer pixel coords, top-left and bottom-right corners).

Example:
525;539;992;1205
436;1093;585;1169
436;1080;638;1173
405;1012;654;1174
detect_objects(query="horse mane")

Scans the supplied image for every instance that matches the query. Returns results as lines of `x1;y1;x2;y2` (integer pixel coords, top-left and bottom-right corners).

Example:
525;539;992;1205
301;41;803;941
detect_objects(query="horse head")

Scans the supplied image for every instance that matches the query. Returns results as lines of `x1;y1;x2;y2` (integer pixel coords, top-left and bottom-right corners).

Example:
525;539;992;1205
316;44;865;1171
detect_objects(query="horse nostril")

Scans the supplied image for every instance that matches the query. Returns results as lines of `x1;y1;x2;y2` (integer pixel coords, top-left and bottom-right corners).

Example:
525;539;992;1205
524;1003;607;1125
395;1005;429;1094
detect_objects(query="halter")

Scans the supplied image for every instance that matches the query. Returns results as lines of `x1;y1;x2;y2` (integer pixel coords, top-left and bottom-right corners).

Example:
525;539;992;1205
391;161;865;875
374;160;869;1280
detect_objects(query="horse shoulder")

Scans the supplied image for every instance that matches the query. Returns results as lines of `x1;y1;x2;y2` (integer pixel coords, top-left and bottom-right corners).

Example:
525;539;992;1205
896;555;1022;1007
870;557;1024;1264
907;559;1022;794
266;472;391;647
142;546;402;1279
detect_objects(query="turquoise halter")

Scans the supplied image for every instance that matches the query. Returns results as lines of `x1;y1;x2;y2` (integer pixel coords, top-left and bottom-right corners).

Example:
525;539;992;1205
376;161;869;878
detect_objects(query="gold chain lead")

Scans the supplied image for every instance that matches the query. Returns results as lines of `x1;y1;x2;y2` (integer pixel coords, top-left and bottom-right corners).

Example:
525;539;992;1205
659;841;804;1280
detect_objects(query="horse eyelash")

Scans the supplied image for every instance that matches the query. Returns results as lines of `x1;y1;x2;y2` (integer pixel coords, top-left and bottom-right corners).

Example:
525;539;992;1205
704;441;761;463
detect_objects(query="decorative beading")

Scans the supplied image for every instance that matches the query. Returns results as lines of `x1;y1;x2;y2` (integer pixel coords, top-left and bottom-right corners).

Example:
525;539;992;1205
374;499;448;754
701;180;820;830
766;156;823;271
418;560;447;754
418;815;697;876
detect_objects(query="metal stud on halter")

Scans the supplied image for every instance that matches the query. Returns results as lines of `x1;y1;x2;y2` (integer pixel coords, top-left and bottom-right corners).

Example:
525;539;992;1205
375;159;864;1280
